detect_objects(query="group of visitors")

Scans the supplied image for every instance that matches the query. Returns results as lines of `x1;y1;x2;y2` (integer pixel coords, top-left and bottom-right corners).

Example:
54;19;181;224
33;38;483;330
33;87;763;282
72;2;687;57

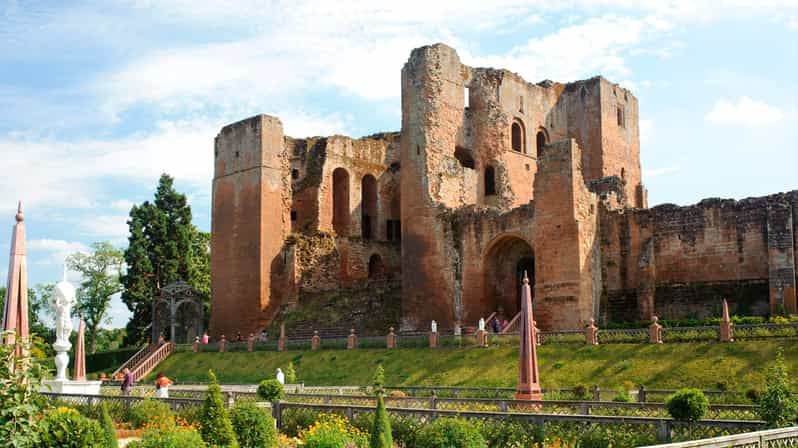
119;367;173;398
491;318;510;333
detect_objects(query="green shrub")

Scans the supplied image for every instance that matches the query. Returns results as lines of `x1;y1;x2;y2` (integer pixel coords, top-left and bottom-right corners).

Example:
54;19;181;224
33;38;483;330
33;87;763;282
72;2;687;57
578;427;611;448
128;425;207;448
128;399;174;428
477;420;542;448
99;403;118;448
369;365;393;448
415;417;487;448
201;370;239;448
257;379;286;402
666;389;709;422
757;350;798;427
176;405;204;427
746;388;761;403
388;415;422;448
284;362;298;384
572;384;589;400
230;402;278;448
282;408;325;437
612;389;632;403
36;407;105;448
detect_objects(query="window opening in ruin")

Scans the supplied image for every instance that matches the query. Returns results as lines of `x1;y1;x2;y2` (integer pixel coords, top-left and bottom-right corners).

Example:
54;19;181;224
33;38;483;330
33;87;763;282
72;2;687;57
536;130;547;158
617;106;625;127
368;254;385;279
290;210;297;221
454;146;475;169
621;168;626;180
361;174;377;240
386;220;401;242
485;166;496;196
235;151;239;158
580;86;587;101
291;169;299;179
511;120;525;153
519;96;524;113
464;87;470;109
332;168;350;235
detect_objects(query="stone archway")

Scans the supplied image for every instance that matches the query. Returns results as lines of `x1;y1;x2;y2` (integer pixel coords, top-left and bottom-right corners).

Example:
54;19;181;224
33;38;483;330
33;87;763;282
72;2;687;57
484;235;535;318
151;280;204;344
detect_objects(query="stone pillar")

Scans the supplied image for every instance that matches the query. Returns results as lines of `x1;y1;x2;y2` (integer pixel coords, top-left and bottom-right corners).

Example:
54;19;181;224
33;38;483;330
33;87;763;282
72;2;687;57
219;335;226;353
277;323;287;352
429;332;438;348
386;328;397;349
453;322;462;345
247;333;255;352
767;204;797;315
193;336;199;353
311;331;321;351
533;320;541;346
719;299;734;343
649;316;663;344
347;329;357;350
585;318;599;345
475;329;488;348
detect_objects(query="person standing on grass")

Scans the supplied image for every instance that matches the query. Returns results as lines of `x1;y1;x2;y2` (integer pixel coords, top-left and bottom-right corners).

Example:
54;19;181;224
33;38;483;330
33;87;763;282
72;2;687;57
121;368;134;396
155;372;173;398
202;330;209;344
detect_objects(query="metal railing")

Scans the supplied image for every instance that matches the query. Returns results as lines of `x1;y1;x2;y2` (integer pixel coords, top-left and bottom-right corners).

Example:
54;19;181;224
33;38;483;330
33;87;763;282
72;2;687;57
640;425;798;447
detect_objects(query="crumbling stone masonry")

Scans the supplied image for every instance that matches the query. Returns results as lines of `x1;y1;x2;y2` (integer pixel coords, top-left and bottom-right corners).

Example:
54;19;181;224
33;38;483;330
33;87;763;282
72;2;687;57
209;43;797;337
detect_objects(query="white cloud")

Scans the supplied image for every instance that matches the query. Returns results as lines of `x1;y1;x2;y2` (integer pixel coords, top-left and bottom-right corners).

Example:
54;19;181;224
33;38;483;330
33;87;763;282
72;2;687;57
644;166;680;178
27;239;89;265
705;96;784;126
110;199;135;211
639;119;654;145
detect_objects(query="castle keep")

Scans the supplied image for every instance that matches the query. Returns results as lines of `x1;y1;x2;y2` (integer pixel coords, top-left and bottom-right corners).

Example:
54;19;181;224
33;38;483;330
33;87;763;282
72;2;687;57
209;44;797;337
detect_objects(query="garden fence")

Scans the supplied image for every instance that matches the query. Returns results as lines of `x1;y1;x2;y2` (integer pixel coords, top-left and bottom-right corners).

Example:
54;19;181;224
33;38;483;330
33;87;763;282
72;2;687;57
639;425;798;447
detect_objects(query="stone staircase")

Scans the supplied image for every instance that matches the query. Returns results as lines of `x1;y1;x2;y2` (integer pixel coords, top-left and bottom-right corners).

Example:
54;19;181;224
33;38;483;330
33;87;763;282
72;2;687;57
112;342;175;381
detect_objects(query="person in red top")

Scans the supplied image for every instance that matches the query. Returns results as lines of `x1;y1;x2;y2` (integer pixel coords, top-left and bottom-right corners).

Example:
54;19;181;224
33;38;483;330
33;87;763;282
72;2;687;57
154;372;173;398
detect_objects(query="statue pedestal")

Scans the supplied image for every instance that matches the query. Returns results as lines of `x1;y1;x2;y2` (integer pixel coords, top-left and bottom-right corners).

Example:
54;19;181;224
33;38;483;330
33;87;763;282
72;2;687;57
42;379;102;396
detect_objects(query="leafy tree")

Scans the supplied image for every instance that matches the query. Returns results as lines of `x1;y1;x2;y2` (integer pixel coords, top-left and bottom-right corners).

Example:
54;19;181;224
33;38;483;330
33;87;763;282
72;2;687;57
121;174;208;346
67;242;124;354
201;370;238;448
370;365;393;448
284;362;297;384
757;349;798;427
0;284;55;358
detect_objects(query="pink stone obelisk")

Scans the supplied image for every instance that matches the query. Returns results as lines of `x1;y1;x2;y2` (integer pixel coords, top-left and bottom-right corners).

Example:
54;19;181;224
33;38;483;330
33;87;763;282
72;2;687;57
73;318;86;381
515;272;542;400
720;299;734;342
2;202;29;359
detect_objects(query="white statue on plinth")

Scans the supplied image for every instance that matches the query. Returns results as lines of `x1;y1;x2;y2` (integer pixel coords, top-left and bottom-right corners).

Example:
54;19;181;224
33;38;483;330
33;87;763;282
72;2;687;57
276;368;285;385
50;272;76;381
431;320;437;333
478;318;486;332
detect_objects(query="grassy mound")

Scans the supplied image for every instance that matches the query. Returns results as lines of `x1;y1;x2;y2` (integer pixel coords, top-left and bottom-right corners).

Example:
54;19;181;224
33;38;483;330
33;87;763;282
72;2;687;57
149;339;797;392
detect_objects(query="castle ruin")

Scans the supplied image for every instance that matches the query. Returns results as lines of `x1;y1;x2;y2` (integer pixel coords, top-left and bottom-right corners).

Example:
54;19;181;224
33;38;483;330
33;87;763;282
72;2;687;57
209;43;797;337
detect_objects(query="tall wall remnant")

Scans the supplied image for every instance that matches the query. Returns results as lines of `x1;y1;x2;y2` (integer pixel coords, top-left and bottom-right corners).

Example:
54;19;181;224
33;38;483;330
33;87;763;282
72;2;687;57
209;44;796;337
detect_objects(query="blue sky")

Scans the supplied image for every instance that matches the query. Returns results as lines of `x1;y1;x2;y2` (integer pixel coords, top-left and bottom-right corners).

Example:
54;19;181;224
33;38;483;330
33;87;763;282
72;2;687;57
1;0;796;329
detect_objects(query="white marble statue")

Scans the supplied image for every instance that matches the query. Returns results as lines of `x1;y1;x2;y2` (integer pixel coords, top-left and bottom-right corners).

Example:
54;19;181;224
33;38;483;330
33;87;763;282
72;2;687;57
478;318;486;332
431;320;437;333
276;368;285;385
50;271;77;381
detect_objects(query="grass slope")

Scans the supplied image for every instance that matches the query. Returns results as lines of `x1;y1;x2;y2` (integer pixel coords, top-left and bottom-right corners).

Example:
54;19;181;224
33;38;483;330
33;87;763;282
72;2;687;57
150;339;797;391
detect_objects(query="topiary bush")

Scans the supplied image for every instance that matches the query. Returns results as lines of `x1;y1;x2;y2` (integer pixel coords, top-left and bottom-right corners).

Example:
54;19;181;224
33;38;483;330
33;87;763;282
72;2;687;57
370;364;393;448
127;399;174;428
127;416;207;448
36;407;106;448
257;379;286;402
415;417;487;448
201;370;239;447
612;389;632;403
230;402;278;448
99;403;118;448
284;362;297;384
757;350;798;427
666;389;709;422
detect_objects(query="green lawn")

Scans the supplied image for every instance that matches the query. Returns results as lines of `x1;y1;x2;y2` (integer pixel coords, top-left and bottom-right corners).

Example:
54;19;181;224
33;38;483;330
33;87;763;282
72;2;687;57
148;339;797;392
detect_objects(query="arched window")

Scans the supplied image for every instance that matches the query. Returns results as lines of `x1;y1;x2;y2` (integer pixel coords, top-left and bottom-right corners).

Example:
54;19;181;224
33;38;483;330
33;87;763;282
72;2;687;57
332;168;350;235
621;168;626;180
361;174;377;239
511;120;525;153
536;131;547;158
485;166;496;196
368;254;385;279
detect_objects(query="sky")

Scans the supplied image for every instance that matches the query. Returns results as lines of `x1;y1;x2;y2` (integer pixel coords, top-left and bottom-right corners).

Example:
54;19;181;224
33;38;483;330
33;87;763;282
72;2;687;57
1;0;796;329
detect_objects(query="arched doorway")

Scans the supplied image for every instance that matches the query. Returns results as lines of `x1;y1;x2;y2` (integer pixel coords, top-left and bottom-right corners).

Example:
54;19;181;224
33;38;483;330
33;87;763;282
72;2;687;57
361;174;377;239
484;235;535;317
368;253;385;279
332;168;350;235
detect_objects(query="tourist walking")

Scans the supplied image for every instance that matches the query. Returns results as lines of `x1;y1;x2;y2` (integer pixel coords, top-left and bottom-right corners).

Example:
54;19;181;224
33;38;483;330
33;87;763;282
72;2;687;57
120;368;134;396
155;372;173;398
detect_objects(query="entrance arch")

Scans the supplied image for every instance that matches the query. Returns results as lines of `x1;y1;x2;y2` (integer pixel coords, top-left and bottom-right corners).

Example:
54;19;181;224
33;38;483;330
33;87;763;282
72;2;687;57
484;235;535;318
332;168;350;235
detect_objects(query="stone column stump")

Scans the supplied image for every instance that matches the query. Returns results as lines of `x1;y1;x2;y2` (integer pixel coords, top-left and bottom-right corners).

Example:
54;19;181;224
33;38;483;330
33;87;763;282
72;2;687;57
192;336;199;353
585;318;599;345
219;335;226;353
247;333;255;352
720;299;734;342
347;329;358;350
311;331;321;351
278;323;287;352
429;331;438;348
649;316;663;344
386;328;397;349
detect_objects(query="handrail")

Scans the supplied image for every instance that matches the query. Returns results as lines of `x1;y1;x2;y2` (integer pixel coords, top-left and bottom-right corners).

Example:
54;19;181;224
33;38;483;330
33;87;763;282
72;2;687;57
639;425;798;447
500;311;521;334
111;344;154;378
130;342;174;381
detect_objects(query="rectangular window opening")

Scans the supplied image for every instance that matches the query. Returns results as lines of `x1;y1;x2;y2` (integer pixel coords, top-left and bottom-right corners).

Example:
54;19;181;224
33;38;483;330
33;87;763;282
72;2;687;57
464;87;470;109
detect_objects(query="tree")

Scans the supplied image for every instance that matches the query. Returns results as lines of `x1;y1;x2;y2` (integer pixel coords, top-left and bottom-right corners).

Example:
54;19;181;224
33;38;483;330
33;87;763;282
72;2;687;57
757;349;798;427
0;332;48;447
201;370;239;448
120;174;208;346
370;364;393;448
67;242;124;354
0;284;55;358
